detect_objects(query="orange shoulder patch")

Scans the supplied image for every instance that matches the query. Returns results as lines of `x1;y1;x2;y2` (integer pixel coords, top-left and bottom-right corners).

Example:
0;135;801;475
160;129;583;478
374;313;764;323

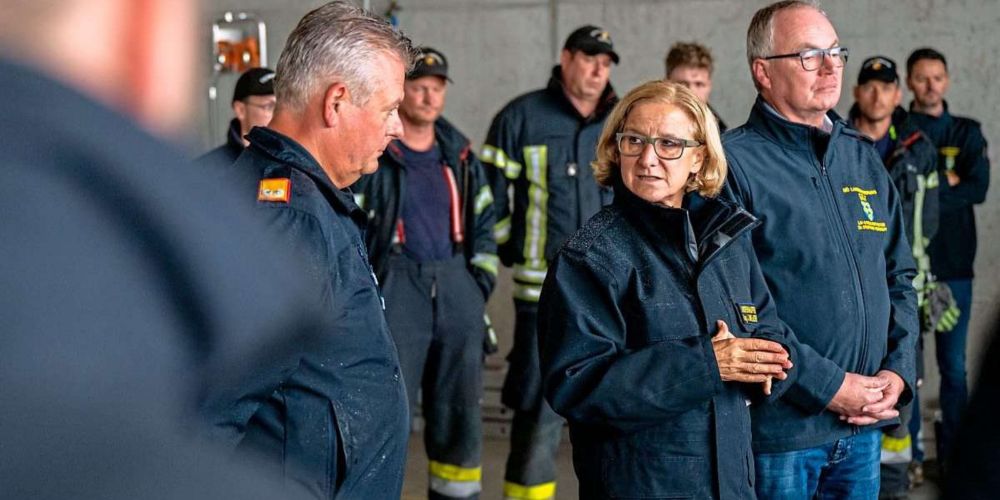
258;178;291;203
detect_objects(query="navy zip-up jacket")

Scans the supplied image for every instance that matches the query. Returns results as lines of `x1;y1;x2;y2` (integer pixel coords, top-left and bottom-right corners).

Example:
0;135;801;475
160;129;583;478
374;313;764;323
196;118;245;168
204;127;410;499
909;101;990;281
724;97;919;453
540;183;799;499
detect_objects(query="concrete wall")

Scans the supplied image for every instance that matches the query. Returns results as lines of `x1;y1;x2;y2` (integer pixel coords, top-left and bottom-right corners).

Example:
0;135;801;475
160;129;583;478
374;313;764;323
196;1;999;399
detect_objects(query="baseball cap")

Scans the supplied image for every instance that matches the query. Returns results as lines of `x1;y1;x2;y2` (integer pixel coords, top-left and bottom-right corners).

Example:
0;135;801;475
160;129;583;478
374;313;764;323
233;67;275;102
857;56;898;85
408;47;452;82
563;25;619;64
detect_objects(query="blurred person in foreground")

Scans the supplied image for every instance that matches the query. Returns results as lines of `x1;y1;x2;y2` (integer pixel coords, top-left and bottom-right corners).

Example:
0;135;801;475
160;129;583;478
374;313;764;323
539;80;797;499
0;0;327;498
204;2;416;498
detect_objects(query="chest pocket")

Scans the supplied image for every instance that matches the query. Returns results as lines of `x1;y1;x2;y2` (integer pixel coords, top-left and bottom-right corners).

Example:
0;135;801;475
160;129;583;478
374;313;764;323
624;299;703;347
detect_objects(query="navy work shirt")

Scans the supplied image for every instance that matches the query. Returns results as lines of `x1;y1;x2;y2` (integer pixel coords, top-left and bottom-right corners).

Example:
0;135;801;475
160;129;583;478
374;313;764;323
399;141;453;262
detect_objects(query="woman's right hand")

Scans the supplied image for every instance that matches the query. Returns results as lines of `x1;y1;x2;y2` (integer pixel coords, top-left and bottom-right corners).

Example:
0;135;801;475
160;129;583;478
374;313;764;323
711;320;792;395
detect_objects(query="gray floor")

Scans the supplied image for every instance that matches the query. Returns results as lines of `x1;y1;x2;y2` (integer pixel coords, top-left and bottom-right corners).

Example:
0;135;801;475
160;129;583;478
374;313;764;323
401;433;941;499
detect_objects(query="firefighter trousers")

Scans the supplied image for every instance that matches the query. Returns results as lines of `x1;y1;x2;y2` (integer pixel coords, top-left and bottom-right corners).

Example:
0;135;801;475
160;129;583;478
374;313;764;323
383;254;485;500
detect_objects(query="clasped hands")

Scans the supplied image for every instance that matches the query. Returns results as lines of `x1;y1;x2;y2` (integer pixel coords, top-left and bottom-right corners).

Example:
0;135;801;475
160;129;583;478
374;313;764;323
827;370;905;425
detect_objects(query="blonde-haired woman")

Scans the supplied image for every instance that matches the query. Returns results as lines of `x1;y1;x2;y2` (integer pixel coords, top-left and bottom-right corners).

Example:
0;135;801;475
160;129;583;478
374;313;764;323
538;81;798;499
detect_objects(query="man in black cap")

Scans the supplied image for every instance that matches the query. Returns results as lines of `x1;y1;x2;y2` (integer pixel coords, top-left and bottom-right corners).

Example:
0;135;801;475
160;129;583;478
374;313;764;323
197;67;276;166
480;25;618;500
849;55;940;498
353;46;497;500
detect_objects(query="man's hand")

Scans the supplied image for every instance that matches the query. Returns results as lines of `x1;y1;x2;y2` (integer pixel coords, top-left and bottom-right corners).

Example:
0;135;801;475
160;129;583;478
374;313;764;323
946;169;960;186
840;370;905;425
827;372;888;419
711;320;792;395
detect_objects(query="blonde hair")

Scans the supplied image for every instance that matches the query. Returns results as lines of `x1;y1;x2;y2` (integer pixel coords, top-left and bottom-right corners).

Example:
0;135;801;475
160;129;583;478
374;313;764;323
592;80;727;198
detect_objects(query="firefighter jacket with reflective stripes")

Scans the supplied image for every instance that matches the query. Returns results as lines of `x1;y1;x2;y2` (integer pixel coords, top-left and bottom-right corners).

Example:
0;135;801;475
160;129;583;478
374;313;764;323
539;182;800;500
354;117;498;299
224;126;409;500
909;101;990;281
481;66;617;302
858;106;941;298
724;96;919;454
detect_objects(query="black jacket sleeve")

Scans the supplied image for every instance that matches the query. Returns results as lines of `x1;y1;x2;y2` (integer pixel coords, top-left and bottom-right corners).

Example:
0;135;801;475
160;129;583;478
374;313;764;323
539;252;724;434
940;125;989;210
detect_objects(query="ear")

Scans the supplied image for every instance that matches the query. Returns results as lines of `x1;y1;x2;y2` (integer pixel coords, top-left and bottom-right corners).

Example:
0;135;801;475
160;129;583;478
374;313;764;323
891;85;902;107
322;82;350;128
852;85;861;102
559;49;573;68
232;101;247;122
752;59;772;92
689;147;706;175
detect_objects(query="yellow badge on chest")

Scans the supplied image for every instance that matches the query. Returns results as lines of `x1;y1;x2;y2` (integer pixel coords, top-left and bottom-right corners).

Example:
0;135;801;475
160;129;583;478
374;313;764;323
739;304;759;325
258;178;291;203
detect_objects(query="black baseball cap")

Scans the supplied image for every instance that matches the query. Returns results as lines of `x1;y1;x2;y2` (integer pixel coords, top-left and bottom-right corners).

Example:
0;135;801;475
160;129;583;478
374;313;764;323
857;56;898;85
563;25;620;64
232;67;275;102
408;47;452;82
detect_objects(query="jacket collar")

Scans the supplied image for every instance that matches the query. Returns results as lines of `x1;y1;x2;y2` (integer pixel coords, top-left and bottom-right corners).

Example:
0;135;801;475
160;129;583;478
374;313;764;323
384;116;470;167
908;99;952;124
246;126;364;218
545;65;618;122
745;95;848;151
613;180;759;266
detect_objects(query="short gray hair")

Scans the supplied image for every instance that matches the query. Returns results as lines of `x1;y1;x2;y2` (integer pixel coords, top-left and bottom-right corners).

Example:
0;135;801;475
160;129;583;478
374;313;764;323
746;0;823;68
274;1;415;110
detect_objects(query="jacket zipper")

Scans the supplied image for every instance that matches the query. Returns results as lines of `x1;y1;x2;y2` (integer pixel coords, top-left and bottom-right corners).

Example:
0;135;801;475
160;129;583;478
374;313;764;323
813;136;870;377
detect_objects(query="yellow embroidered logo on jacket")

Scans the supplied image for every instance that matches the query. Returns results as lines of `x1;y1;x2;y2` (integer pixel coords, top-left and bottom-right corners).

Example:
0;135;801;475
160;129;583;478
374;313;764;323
842;186;886;232
258;178;291;203
941;146;960;170
739;304;758;324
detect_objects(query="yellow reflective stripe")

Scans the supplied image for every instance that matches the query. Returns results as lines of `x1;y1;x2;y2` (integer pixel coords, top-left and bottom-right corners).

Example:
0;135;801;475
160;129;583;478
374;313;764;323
926;170;940;189
514;283;542;302
480;144;498;165
475;184;494;215
881;433;912;453
429;460;482;482
482;145;522;179
471;253;499;276
503;480;556;500
494;216;512;244
523;145;548;266
504;158;523;179
513;262;547;284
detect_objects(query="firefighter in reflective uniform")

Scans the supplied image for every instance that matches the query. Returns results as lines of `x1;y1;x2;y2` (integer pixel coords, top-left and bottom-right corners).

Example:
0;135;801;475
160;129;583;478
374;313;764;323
481;26;618;500
849;55;940;498
354;48;498;500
